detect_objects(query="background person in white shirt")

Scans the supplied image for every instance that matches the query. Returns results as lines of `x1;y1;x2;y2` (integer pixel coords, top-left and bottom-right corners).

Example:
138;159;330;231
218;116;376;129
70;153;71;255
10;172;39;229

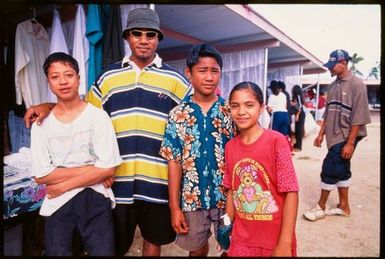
30;52;122;256
267;80;290;136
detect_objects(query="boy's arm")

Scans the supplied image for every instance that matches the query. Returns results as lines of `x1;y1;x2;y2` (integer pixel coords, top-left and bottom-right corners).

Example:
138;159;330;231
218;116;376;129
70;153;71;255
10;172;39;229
24;103;56;128
273;191;298;257
168;160;189;234
34;166;92;185
46;166;116;199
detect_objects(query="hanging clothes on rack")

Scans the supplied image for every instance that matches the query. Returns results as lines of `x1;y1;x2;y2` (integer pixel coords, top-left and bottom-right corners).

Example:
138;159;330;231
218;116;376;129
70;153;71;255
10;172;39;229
47;8;69;103
72;4;89;97
103;4;124;66
15;17;50;108
49;9;69;54
86;4;103;90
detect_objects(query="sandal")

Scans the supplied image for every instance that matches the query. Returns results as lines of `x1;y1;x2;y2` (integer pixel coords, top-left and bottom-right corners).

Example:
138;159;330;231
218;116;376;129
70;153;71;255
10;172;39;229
325;207;350;217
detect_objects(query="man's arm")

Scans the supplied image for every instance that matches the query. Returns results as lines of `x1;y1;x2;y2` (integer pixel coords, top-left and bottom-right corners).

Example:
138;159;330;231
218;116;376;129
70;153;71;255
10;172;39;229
341;125;361;160
273;191;298;256
314;120;325;147
168;160;189;234
45;166;116;199
24;103;56;128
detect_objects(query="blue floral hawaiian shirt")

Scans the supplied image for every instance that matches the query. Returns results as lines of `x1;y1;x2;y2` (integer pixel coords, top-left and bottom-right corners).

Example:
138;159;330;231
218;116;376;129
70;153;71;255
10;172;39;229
160;94;234;212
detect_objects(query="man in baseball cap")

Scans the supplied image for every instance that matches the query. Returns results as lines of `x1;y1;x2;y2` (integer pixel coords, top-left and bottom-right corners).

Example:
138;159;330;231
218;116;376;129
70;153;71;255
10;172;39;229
323;49;351;69
303;49;371;222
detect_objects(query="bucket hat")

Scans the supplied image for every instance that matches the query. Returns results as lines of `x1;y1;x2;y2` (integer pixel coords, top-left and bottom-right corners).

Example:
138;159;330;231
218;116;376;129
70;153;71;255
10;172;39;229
122;8;164;41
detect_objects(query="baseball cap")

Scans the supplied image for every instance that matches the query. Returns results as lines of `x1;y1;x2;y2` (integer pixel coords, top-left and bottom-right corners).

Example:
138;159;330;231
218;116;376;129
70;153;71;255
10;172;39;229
122;8;164;41
323;49;350;69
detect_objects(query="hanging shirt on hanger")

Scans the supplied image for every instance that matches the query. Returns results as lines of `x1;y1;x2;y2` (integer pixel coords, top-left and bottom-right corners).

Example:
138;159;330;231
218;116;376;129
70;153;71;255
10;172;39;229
86;4;103;91
49;9;69;54
47;9;69;103
15;19;49;108
73;4;89;97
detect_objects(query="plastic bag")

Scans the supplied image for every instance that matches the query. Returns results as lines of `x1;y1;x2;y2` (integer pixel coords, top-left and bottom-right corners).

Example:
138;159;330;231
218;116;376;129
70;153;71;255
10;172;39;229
304;111;318;137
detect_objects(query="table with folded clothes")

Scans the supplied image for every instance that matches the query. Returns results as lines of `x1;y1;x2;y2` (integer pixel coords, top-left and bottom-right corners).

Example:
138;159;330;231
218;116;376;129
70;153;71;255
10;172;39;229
3;147;46;256
3;165;46;220
3;147;46;220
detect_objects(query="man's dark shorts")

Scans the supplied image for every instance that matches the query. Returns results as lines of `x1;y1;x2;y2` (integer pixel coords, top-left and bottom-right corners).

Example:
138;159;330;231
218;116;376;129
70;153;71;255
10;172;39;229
320;138;361;190
112;200;176;255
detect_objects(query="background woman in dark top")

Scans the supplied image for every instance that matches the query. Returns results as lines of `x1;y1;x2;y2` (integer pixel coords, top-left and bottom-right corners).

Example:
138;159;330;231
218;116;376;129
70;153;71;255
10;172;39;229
291;85;306;151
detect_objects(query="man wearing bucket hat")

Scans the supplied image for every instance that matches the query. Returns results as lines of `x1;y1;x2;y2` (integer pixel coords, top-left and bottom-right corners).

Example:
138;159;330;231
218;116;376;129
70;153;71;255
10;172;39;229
91;8;191;256
24;7;191;256
303;49;371;222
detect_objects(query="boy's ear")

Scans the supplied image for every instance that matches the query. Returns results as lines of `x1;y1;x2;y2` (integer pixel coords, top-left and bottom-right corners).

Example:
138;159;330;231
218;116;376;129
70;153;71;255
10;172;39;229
185;67;192;82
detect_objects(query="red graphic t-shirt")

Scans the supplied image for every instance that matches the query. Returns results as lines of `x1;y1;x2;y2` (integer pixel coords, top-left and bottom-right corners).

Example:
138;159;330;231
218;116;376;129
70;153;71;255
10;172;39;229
223;129;299;250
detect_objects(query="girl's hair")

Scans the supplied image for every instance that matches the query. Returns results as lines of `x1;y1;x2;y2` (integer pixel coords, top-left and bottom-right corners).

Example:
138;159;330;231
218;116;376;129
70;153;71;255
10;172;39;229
291;84;304;103
229;81;263;105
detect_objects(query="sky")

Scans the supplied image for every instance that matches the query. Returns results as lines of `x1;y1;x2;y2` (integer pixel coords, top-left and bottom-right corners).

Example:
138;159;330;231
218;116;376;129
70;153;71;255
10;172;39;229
251;4;381;79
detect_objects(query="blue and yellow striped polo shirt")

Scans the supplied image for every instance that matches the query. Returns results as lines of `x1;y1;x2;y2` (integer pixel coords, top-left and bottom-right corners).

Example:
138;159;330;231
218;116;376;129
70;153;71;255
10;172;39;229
86;54;191;204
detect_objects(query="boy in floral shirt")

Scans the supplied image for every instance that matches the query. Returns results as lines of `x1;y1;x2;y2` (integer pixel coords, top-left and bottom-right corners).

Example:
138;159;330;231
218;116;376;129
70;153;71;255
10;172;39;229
160;44;234;256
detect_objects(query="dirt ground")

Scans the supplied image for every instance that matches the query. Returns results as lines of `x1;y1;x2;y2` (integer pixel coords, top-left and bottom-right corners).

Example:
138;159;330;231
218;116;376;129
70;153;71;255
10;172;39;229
127;112;381;257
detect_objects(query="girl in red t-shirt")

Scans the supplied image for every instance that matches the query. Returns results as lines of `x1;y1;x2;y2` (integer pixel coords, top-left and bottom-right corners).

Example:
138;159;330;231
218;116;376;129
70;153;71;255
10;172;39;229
223;81;299;257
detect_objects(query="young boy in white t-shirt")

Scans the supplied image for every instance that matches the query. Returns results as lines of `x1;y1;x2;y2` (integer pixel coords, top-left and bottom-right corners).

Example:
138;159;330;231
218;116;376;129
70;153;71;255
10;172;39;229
30;52;122;256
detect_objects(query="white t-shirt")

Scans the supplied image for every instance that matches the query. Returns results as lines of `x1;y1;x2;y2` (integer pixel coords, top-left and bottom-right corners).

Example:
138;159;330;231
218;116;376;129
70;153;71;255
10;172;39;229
31;103;122;216
268;92;287;112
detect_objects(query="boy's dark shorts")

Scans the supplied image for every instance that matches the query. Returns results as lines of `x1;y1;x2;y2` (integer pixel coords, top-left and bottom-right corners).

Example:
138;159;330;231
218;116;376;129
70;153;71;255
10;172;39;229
112;200;175;255
45;188;114;256
320;138;361;190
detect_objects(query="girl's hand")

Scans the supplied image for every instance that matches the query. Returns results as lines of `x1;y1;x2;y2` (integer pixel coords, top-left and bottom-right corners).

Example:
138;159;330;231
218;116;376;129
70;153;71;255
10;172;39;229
272;244;292;257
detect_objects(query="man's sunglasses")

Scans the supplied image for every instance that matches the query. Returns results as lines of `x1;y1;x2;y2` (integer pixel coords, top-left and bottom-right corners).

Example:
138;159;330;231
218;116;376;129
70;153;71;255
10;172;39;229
129;30;158;39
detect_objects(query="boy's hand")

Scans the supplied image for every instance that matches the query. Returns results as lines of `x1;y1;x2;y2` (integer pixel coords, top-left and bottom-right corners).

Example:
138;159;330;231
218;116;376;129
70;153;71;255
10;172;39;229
24;103;54;128
170;208;189;234
102;176;115;188
46;182;67;199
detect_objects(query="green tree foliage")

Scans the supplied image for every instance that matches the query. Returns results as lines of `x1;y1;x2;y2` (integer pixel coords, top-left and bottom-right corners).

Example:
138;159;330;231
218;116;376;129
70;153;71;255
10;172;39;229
368;61;380;79
349;53;364;77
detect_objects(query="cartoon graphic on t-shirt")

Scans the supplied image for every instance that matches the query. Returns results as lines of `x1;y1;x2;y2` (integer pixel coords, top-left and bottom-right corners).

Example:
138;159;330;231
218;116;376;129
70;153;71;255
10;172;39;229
232;158;278;220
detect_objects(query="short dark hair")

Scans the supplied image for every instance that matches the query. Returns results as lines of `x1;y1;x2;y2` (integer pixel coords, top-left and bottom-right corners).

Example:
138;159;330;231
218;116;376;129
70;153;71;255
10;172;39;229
186;43;223;71
43;52;79;76
229;81;263;105
277;81;286;91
